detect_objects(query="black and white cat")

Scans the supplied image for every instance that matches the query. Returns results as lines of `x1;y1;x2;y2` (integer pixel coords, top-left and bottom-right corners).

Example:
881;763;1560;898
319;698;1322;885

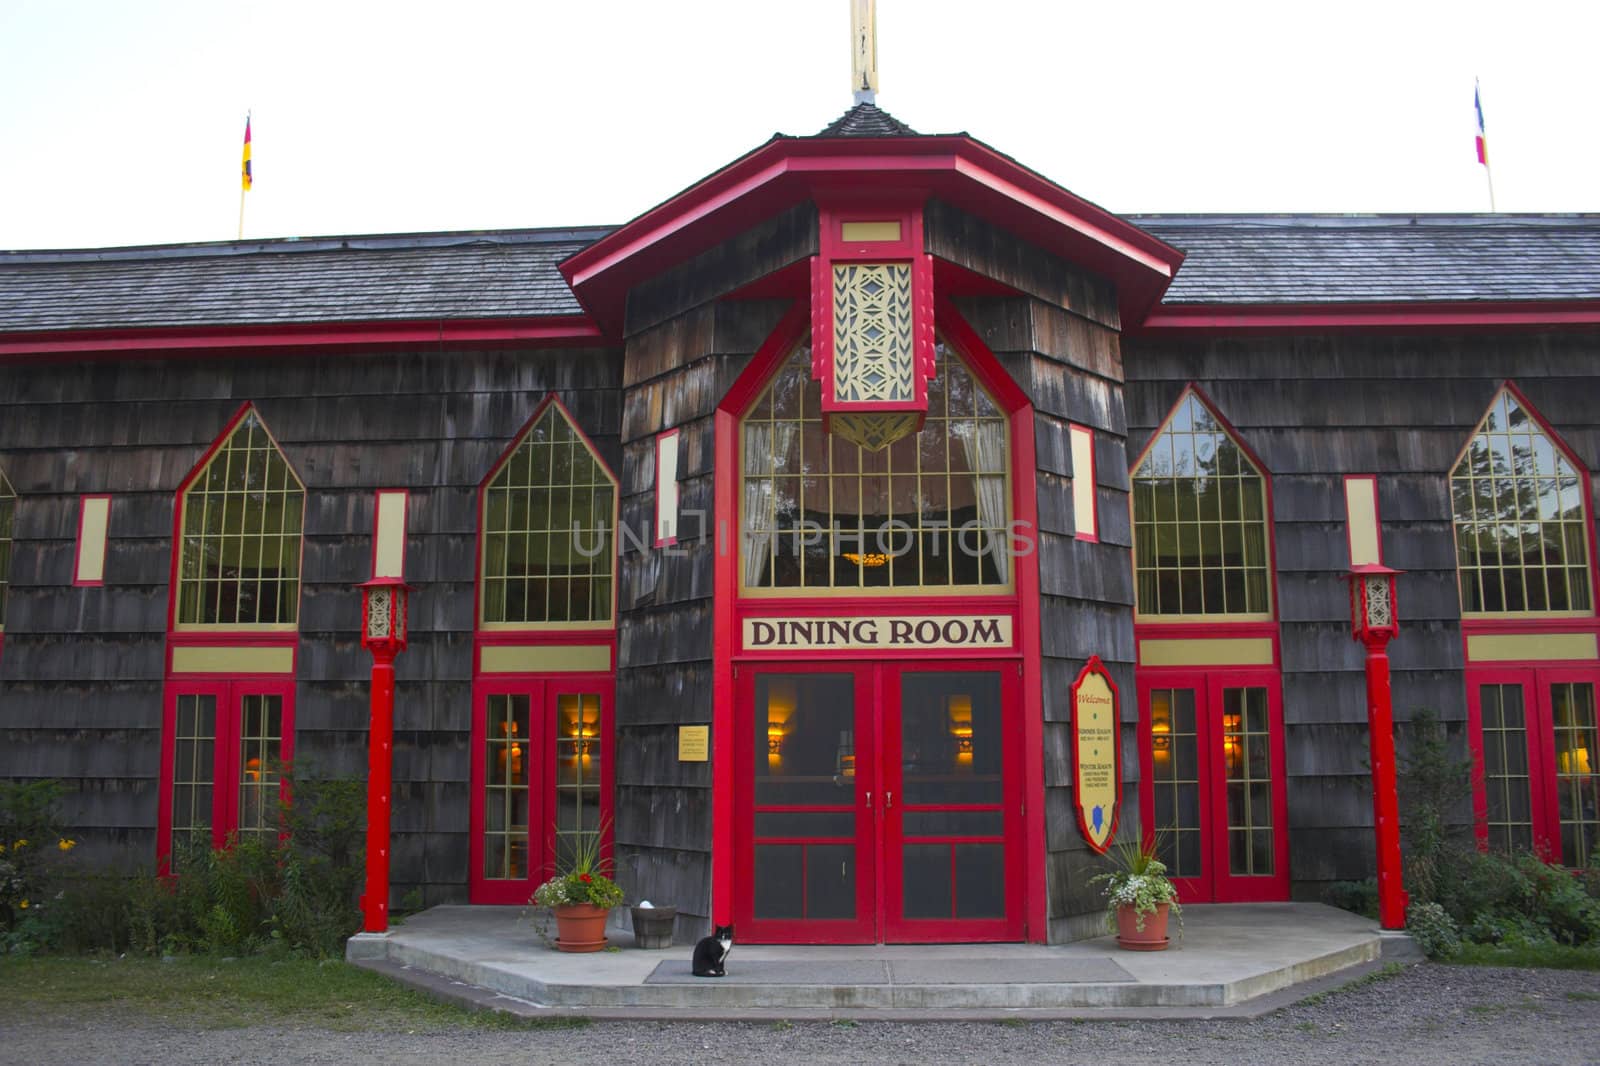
691;924;734;977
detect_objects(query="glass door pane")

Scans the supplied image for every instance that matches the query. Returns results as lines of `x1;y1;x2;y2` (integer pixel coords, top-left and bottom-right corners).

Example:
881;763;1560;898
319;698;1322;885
172;693;218;861
484;692;534;880
889;671;1006;929
1550;681;1599;867
1221;686;1273;877
236;693;284;841
750;672;869;929
1148;687;1202;880
554;691;603;872
1479;683;1535;851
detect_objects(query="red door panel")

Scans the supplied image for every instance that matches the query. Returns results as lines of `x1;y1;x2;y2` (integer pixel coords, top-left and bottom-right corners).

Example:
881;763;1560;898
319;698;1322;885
1138;670;1288;904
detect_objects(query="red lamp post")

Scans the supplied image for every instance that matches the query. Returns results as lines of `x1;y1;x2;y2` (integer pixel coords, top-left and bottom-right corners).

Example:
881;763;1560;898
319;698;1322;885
1346;563;1408;930
359;575;409;933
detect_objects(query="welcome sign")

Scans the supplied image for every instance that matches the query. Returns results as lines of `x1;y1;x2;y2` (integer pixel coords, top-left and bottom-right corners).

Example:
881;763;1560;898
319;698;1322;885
1071;656;1121;854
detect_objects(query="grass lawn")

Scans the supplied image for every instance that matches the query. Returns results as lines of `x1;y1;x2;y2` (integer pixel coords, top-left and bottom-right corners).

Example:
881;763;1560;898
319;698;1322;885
0;956;588;1032
1449;943;1600;970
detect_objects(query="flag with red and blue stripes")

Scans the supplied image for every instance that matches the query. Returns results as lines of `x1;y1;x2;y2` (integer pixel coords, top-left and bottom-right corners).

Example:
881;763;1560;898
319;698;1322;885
1474;82;1488;166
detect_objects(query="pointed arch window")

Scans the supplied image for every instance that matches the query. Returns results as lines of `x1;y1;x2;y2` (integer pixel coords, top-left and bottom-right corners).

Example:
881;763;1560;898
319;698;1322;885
740;335;1011;593
0;467;15;630
1133;390;1271;619
1450;388;1592;615
479;400;618;628
175;408;304;628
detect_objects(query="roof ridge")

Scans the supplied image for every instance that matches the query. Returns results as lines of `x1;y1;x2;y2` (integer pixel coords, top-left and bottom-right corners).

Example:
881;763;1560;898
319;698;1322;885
814;102;919;138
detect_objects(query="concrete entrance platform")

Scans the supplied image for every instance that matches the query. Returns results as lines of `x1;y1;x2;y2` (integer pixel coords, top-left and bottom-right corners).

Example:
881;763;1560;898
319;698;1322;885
347;903;1420;1021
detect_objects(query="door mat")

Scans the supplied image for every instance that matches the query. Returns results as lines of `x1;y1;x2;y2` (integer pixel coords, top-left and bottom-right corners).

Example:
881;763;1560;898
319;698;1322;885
644;957;1133;985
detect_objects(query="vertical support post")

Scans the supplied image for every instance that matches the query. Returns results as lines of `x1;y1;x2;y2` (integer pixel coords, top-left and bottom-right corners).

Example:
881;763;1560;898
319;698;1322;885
1362;636;1408;930
363;648;397;933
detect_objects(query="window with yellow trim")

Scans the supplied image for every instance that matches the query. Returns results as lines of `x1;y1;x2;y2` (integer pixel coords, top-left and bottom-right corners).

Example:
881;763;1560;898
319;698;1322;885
176;410;304;627
1451;388;1591;615
741;336;1011;592
0;468;14;629
480;403;617;627
1133;391;1270;618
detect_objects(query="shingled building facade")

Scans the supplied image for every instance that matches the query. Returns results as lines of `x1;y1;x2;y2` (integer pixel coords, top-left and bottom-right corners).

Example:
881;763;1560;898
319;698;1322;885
2;105;1598;944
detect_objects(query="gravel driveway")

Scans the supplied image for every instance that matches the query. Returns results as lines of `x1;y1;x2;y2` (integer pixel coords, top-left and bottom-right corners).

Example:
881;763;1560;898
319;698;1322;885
3;963;1597;1066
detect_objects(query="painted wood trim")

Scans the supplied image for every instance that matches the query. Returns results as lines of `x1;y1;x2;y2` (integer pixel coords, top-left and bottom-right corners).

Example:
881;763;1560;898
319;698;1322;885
0;315;604;358
1466;632;1600;663
1344;475;1381;567
73;494;111;586
1069;424;1097;542
170;645;296;675
372;489;408;579
480;644;613;674
654;428;680;547
1138;637;1275;668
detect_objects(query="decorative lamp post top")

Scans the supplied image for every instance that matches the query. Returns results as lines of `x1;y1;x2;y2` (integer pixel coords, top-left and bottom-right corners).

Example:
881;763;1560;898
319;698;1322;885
1345;564;1402;646
359;575;411;656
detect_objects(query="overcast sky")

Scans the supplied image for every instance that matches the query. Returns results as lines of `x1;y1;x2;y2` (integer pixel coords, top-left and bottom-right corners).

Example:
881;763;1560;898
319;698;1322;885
1;0;1595;250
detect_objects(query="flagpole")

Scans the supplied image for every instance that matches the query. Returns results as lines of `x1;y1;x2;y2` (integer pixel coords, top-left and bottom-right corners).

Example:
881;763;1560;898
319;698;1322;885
238;110;252;240
1475;80;1496;213
238;188;246;240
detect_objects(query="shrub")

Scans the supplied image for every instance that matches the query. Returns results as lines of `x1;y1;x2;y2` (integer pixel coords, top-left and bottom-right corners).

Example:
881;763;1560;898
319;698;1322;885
4;769;365;959
1397;709;1473;906
1406;901;1462;959
1325;878;1379;919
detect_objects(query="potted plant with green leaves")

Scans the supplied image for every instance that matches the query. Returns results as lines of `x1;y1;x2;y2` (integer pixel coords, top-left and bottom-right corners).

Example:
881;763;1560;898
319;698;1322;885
531;828;624;953
1090;836;1182;951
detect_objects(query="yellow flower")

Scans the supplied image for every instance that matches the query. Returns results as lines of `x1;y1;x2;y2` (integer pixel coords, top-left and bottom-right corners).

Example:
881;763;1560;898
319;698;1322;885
12;840;26;850
58;839;76;852
18;900;27;909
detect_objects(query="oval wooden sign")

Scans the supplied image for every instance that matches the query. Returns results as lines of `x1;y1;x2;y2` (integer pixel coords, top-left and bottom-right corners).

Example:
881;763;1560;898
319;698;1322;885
1070;655;1122;854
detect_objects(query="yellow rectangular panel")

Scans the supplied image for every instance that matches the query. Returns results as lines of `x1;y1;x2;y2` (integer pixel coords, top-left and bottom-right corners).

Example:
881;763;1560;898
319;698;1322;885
171;645;295;674
1139;637;1275;668
1467;633;1599;663
374;491;407;579
1345;476;1381;567
1070;425;1096;540
480;644;612;674
678;725;710;762
76;496;111;584
655;431;680;544
841;221;900;242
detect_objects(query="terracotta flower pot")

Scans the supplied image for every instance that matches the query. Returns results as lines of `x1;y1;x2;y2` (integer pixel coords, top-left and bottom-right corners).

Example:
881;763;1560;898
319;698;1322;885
1115;902;1170;951
552;902;611;952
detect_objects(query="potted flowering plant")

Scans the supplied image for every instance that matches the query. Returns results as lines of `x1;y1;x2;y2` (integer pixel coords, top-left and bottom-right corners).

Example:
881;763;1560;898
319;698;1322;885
530;828;624;953
1089;837;1182;951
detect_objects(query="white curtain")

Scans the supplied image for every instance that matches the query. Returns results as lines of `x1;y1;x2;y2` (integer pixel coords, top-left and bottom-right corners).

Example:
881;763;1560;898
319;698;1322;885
742;422;798;586
956;419;1009;582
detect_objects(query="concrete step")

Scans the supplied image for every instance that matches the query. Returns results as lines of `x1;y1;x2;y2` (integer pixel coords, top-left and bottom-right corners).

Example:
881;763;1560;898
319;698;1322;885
348;902;1397;1018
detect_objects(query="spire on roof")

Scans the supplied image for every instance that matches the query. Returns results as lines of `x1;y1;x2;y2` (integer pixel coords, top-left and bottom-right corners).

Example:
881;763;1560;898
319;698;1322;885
816;102;919;138
851;0;879;105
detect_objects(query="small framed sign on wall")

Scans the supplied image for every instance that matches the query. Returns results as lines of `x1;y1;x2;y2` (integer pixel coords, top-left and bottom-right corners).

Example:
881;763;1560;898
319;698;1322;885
1070;655;1121;854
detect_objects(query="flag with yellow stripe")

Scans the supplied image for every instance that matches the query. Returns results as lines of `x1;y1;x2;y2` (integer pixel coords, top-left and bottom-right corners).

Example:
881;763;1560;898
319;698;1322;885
241;116;253;192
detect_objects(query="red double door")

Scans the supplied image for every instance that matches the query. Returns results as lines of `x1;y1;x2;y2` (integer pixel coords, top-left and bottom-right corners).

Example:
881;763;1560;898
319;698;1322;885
1467;665;1600;866
735;661;1024;943
1137;670;1290;903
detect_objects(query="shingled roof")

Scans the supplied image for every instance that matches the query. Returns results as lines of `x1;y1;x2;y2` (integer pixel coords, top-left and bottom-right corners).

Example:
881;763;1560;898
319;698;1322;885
1133;214;1600;304
815;102;919;137
0;229;605;333
6;212;1600;338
